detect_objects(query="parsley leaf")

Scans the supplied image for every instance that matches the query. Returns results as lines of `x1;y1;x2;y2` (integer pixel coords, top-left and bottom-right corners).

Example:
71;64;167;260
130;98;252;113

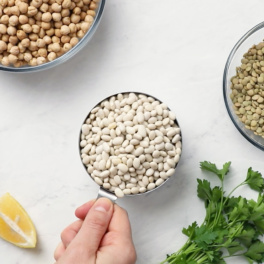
245;168;264;192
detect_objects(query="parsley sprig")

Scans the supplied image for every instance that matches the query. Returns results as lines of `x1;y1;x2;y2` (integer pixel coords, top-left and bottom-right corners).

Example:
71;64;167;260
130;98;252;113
161;161;264;264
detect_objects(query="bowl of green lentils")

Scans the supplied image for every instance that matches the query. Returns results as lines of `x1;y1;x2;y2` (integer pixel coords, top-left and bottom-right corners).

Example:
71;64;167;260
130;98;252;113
223;21;264;150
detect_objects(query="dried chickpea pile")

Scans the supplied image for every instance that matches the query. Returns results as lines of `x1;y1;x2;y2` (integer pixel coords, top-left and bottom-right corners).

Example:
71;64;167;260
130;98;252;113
80;93;182;198
230;41;264;138
0;0;99;67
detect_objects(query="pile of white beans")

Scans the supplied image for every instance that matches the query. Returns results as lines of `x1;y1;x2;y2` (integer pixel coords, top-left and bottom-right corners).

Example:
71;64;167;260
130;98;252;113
79;92;182;198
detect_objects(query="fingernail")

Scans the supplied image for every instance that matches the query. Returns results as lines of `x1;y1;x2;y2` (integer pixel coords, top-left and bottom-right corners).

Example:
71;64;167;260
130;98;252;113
94;198;112;213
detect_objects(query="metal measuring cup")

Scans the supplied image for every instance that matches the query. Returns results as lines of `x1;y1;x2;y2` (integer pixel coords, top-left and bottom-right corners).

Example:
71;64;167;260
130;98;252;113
79;92;182;202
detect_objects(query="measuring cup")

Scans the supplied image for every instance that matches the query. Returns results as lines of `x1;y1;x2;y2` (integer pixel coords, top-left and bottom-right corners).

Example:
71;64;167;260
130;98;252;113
79;92;182;202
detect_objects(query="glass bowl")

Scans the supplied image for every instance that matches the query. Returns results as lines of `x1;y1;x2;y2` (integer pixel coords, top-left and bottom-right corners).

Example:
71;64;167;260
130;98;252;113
0;0;105;73
223;21;264;151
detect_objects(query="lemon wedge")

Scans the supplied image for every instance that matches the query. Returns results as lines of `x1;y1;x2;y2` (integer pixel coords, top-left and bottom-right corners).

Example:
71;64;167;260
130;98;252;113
0;193;37;248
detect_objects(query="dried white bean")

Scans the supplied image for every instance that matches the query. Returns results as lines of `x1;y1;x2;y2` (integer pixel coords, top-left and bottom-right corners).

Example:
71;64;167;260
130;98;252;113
147;182;156;190
117;163;129;173
115;188;124;198
114;175;122;185
155;178;164;186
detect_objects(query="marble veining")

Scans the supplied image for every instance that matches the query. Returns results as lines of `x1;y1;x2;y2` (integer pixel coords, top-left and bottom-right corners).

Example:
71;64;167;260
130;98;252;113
0;1;264;263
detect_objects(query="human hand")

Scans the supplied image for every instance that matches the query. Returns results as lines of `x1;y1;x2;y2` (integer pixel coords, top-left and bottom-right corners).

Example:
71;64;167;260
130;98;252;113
54;198;137;264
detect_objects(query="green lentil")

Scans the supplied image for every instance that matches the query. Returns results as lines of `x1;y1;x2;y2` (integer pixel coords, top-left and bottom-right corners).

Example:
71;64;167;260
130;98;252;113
230;40;264;137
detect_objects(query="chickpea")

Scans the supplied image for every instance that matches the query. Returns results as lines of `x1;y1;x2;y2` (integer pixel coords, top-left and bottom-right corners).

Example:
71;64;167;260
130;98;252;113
69;23;77;33
73;6;81;15
1;34;9;43
31;0;43;8
23;52;32;62
62;16;70;25
52;35;60;43
32;24;40;33
41;22;51;30
8;0;15;7
21;38;30;47
18;43;26;53
54;28;61;37
38;48;47;57
51;3;61;12
1;15;9;24
87;10;96;17
18;2;28;13
46;28;55;36
21;24;32;33
14;61;23;67
8;53;18;64
51;42;60;52
42;12;52;22
62;42;71;52
7;42;13;52
39;28;45;38
0;0;8;7
80;11;86;20
17;53;24;61
89;1;97;10
0;24;7;34
43;35;51;44
61;35;70;43
17;30;27;40
76;1;83;8
62;0;71;9
29;33;38;41
47;51;56;61
27;6;38;16
83;0;91;4
28;41;38;51
10;6;20;16
0;40;7;52
4;7;12;16
29;58;37;66
18;14;29;24
52;12;61;22
76;29;84;38
70;36;78;46
34;11;42;21
71;14;80;23
10;45;19;55
85;14;93;23
81;21;90;32
9;15;19;26
61;8;70;17
7;26;17;36
1;56;9;66
54;21;62;28
36;38;46;48
28;18;35;25
39;3;49;12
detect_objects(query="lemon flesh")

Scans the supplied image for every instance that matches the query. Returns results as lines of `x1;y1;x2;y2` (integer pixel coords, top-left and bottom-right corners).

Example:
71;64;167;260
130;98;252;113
0;193;37;248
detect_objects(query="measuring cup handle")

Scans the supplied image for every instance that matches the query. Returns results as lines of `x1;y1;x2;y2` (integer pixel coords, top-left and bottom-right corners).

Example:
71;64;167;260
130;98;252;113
97;187;117;203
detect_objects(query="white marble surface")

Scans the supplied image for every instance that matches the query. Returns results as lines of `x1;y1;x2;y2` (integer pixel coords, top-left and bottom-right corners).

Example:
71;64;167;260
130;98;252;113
1;1;264;263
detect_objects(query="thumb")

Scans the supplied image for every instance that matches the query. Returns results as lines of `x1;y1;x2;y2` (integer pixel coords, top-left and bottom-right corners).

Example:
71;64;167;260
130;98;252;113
73;198;114;255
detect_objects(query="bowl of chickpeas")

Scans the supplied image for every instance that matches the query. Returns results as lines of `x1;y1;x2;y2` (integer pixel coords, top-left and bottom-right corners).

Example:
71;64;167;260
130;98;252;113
0;0;105;72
